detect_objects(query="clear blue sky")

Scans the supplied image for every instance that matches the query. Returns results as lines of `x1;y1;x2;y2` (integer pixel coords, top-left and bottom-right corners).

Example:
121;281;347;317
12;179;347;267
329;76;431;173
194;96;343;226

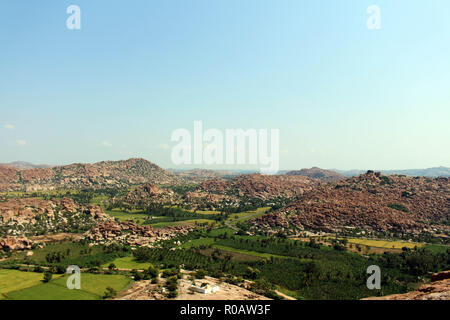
1;0;449;170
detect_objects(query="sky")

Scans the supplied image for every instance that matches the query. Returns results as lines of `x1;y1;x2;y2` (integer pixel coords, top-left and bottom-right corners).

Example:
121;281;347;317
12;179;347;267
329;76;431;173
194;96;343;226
1;0;449;171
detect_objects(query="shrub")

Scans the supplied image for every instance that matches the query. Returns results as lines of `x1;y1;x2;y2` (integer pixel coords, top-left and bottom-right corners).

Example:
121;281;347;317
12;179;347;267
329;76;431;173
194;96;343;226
43;271;52;283
388;203;409;213
103;287;117;299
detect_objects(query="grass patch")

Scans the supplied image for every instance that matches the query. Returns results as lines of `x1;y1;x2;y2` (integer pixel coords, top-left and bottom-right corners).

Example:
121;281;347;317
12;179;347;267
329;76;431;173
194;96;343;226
424;244;450;254
6;273;131;300
150;219;215;228
182;238;216;249
101;257;151;270
0;270;44;299
346;238;424;249
105;209;149;224
212;244;304;261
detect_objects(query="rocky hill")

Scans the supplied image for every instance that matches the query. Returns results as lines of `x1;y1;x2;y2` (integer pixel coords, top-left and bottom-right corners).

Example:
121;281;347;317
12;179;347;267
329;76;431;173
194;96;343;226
251;171;449;236
79;220;193;247
199;173;316;200
0;197;111;250
0;158;182;192
120;183;178;206
286;167;345;182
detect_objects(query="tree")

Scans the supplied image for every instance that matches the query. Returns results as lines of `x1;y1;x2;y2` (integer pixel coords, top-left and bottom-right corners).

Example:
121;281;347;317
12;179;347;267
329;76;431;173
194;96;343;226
103;287;117;299
43;271;52;283
194;269;207;279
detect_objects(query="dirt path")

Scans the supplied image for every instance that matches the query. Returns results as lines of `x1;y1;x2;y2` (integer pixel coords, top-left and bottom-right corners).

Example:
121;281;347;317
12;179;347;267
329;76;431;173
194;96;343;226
275;290;296;300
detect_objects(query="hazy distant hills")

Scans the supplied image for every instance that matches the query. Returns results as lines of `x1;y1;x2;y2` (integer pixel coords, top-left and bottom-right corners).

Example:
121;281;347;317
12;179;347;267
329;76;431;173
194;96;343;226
285;167;345;182
0;161;52;169
169;168;241;183
335;167;450;178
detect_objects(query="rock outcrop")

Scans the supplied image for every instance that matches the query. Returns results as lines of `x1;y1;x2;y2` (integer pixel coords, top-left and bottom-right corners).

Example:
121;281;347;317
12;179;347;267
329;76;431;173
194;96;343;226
0;198;112;238
78;220;193;247
120;183;177;205
364;271;450;300
0;236;33;251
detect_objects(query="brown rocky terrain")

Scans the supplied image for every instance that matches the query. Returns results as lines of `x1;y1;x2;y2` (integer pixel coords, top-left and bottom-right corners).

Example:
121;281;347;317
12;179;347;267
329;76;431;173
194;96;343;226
0;236;34;251
0;197;191;250
183;191;237;210
120;183;178;206
78;220;193;247
364;270;450;300
0;197;108;226
286;167;345;182
0;198;112;249
171;169;240;183
0;158;182;192
176;174;316;210
199;174;316;200
251;172;449;235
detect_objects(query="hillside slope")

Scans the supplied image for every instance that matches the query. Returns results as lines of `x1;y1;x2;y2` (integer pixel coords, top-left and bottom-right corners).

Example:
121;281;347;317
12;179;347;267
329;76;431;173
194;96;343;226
251;171;449;235
0;158;182;192
286;167;345;182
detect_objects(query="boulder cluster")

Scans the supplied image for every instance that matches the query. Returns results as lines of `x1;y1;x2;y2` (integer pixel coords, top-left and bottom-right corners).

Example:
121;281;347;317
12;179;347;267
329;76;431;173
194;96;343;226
78;220;193;247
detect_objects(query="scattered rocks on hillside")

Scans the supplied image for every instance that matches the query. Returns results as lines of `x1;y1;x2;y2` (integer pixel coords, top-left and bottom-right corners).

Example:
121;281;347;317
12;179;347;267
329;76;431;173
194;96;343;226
0;236;34;251
78;220;193;247
0;158;183;192
120;183;178;206
0;198;112;238
251;172;449;236
199;174;316;200
364;270;450;300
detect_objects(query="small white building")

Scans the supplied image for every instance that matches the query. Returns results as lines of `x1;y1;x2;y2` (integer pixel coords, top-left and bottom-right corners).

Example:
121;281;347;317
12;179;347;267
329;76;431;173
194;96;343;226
189;282;220;294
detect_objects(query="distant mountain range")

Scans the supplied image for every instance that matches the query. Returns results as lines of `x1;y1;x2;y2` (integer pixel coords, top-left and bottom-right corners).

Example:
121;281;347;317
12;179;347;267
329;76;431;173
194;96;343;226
334;167;450;178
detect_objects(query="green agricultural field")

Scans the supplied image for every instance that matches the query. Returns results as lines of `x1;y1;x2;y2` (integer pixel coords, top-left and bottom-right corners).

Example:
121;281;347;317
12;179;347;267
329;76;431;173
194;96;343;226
0;270;45;300
346;238;424;250
105;209;150;224
6;273;132;300
424;244;450;254
207;227;236;237
102;257;151;270
150;219;215;228
227;207;271;223
10;242;105;265
212;244;304;261
182;237;216;249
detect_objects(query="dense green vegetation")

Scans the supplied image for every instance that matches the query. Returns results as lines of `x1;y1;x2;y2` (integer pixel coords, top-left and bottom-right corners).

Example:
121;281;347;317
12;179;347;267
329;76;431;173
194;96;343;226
130;231;450;300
